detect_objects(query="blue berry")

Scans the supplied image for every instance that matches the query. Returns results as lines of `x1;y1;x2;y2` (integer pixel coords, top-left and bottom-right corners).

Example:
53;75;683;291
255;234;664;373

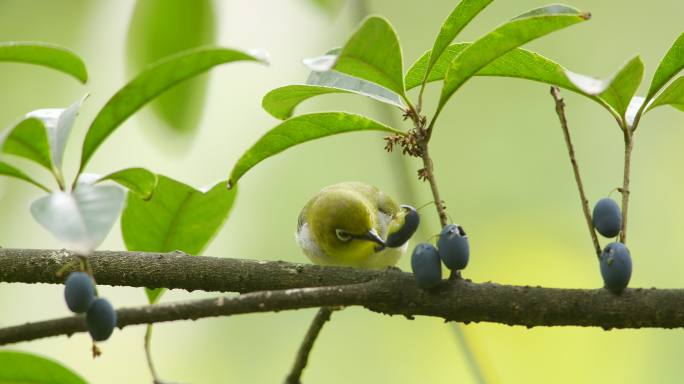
64;272;95;313
386;205;420;248
411;243;442;289
592;198;622;238
437;224;469;271
86;298;117;342
600;242;632;293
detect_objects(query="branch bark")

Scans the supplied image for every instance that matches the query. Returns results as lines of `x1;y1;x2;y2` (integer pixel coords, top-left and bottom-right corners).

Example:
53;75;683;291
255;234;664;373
2;247;684;346
0;248;382;293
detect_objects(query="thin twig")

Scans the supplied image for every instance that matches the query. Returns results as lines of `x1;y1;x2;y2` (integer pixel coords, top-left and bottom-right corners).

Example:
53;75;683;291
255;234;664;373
619;133;633;244
419;143;449;227
550;87;602;257
411;102;491;382
285;307;336;384
376;89;490;384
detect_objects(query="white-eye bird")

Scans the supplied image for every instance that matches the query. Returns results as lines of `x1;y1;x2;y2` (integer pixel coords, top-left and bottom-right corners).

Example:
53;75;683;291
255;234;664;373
296;182;419;269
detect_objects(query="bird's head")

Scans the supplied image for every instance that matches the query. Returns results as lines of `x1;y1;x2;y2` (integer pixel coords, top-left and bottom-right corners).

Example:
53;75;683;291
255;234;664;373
306;188;385;263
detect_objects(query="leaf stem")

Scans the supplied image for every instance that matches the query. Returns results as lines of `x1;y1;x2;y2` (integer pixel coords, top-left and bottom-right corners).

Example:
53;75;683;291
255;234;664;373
416;81;427;113
549;87;602;257
52;167;66;191
31;180;51;193
285;307;336;384
402;94;420;121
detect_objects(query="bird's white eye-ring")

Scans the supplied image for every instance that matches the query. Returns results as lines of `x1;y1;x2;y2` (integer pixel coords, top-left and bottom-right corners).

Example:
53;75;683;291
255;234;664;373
335;229;352;242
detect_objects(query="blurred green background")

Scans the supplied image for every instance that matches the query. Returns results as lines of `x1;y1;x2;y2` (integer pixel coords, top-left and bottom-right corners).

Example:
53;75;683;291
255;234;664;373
1;0;683;382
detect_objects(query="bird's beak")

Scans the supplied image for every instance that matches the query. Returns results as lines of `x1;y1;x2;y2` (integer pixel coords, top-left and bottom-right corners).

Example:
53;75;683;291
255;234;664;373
353;229;386;250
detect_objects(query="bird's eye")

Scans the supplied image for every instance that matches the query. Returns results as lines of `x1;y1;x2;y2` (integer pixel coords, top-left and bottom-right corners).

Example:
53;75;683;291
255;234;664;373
335;229;352;242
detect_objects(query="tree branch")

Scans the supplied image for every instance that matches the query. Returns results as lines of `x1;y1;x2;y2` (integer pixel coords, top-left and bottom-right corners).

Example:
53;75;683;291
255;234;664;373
2;248;684;346
0;248;382;293
0;283;371;346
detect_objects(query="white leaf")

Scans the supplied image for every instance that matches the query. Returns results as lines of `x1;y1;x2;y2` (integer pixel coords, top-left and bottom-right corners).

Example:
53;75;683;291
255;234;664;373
30;184;125;254
625;96;646;129
307;69;406;108
247;49;271;64
302;54;337;72
564;70;612;95
26;96;85;169
76;173;102;186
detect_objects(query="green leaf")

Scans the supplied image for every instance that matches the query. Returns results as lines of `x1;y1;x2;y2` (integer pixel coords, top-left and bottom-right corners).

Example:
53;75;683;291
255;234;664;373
647;76;684;113
262;68;406;120
565;56;644;119
262;85;350;120
306;64;405;107
1;97;84;171
423;0;493;85
79;47;267;171
97;167;158;200
598;57;644;119
0;117;51;170
0;160;50;191
0;42;87;83
145;287;165;304
405;44;624;117
31;184;126;255
127;0;216;133
260;49;408;120
564;57;644;121
647;32;684;101
228;112;402;187
0;350;87;384
121;176;237;303
406;44;578;91
437;5;590;114
329;17;406;97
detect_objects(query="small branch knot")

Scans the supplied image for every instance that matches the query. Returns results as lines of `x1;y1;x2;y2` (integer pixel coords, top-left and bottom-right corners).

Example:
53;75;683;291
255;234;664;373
417;168;430;181
384;130;423;157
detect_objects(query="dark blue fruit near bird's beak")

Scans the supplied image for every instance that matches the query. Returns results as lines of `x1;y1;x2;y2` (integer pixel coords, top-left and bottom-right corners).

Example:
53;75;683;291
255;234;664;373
437;224;469;271
386;205;420;248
